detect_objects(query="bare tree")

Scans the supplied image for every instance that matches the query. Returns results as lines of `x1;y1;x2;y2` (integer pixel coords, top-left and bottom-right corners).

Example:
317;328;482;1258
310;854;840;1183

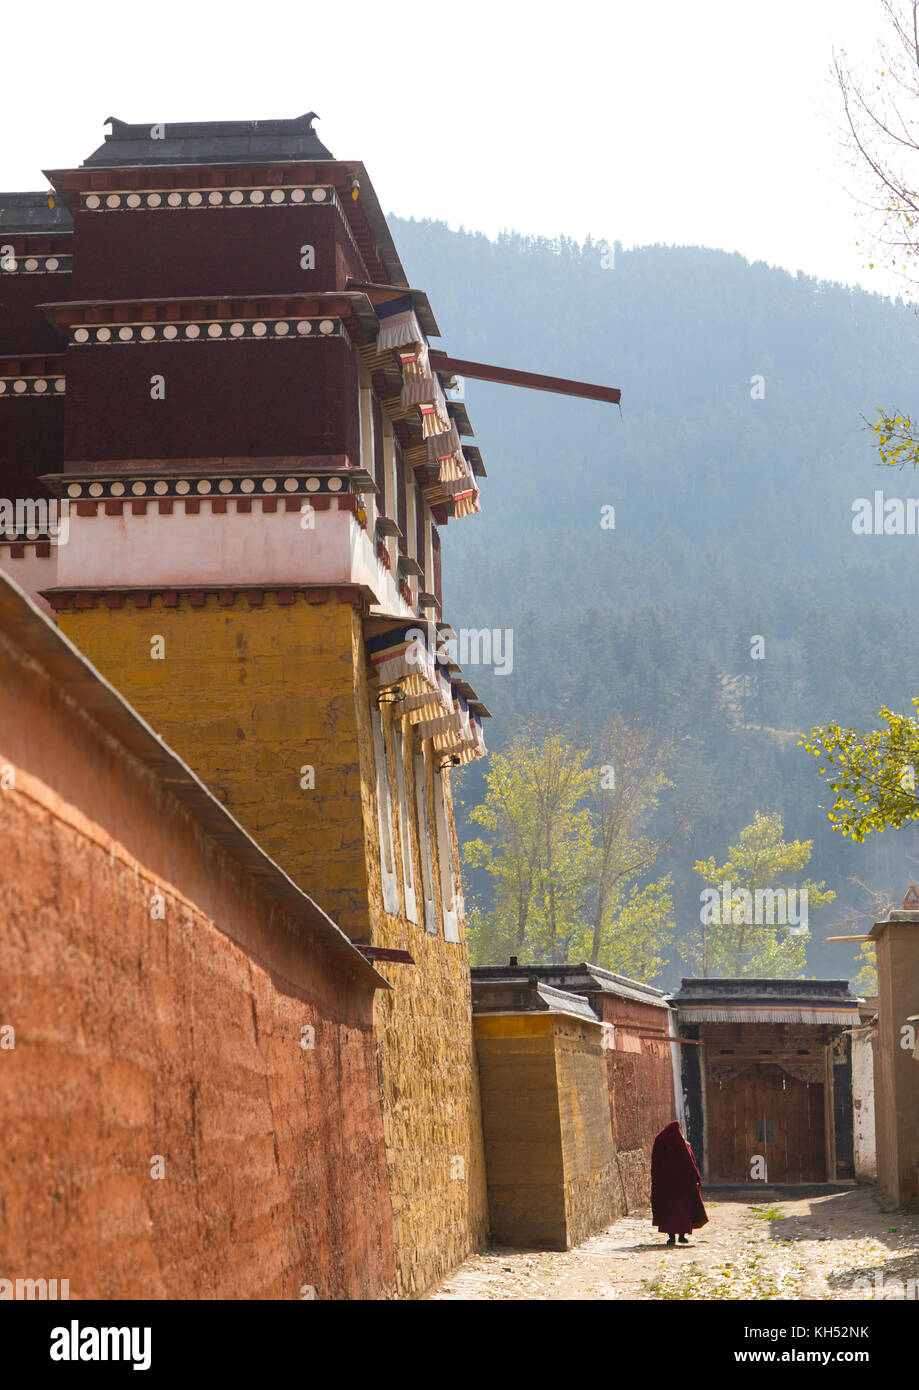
835;1;919;296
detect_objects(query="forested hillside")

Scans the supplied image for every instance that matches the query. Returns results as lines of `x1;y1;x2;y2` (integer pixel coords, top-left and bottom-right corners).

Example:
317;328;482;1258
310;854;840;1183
392;216;919;986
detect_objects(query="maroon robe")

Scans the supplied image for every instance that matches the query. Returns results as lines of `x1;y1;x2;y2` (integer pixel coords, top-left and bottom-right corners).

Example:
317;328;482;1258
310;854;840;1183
651;1121;709;1234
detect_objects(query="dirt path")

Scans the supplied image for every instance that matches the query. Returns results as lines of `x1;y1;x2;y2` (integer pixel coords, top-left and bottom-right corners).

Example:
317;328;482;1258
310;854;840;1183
427;1187;919;1300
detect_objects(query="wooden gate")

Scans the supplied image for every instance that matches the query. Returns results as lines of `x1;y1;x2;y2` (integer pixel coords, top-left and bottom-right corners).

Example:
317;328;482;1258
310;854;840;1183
705;1061;826;1183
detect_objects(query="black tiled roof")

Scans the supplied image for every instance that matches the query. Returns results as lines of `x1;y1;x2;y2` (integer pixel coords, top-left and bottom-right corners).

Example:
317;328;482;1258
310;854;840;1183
82;114;334;167
0;192;73;234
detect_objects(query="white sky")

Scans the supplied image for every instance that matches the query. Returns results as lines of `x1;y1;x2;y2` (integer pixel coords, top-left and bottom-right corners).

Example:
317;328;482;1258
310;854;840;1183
3;0;897;293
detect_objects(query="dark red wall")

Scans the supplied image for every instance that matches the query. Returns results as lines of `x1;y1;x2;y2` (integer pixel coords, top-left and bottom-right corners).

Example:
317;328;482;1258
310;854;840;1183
0;393;64;498
63;336;359;468
70;207;365;301
600;994;676;1209
0;269;70;356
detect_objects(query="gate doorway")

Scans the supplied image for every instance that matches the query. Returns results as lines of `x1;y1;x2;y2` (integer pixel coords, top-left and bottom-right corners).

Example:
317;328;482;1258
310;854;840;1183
705;1060;826;1183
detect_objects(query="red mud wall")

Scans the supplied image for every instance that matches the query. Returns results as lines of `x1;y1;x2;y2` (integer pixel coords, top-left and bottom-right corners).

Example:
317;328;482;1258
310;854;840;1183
603;996;676;1211
0;616;396;1300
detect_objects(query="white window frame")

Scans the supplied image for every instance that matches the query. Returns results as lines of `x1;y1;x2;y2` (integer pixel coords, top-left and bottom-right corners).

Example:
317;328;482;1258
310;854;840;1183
393;721;418;924
414;748;438;934
434;769;459;942
371;704;400;916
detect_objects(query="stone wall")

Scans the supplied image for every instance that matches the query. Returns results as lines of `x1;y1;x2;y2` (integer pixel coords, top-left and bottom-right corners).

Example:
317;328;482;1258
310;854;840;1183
60;593;372;939
0;583;395;1298
598;994;676;1210
474;1013;619;1250
61;593;491;1297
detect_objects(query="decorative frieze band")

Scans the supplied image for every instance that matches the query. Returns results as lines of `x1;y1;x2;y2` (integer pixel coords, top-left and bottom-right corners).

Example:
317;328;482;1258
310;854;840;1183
0;376;65;396
68;316;347;347
45;585;369;613
63;474;354;500
0;254;72;275
80;185;335;212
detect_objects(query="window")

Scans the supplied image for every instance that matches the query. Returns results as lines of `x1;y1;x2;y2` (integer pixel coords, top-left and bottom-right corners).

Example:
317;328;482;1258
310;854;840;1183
434;769;459;942
393;721;418;924
414;749;438;934
371;705;400;915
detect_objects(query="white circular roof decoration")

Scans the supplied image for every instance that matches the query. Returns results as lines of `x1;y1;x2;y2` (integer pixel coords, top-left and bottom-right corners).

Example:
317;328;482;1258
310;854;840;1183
146;193;162;208
106;195;121;209
306;477;320;491
119;327;133;340
208;324;223;337
67;484;82;498
328;477;343;492
0;382;7;394
229;190;244;204
175;480;190;495
110;481;125;496
46;258;59;271
141;326;156;340
291;188;306;202
296;320;311;334
249;189;264;204
283;477;299;492
218;479;234;493
187;191;203;206
240;478;255;493
34;378;48;393
319;319;334;334
131;481;147;495
89;483;104;496
196;479;212;494
154;481;169;495
252;321;267;337
163;325;178;339
25;258;38;271
127;194;141;208
311;188;327;202
208;191;223;205
74;328;89;343
274;321;290;335
168;193;182;207
54;379;65;392
262;478;277;493
96;327;111;342
270;189;285;203
85;195;100;209
230;322;245;337
185;324;200;339
13;380;27;393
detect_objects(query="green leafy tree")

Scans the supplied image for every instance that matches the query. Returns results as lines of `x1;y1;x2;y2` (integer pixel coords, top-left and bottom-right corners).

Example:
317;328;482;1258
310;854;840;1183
464;720;677;977
686;812;835;977
801;704;919;840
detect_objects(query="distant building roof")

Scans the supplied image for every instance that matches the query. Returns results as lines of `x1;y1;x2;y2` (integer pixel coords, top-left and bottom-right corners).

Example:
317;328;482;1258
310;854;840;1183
670;977;861;1026
471;974;600;1024
81;113;334;167
472;961;670;1007
0;192;73;234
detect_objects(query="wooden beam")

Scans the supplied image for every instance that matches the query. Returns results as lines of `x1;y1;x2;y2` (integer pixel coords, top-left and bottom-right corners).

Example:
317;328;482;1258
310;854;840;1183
428;350;621;405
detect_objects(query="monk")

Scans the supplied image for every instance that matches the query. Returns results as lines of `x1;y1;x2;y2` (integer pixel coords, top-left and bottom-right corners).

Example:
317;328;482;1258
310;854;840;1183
651;1120;708;1246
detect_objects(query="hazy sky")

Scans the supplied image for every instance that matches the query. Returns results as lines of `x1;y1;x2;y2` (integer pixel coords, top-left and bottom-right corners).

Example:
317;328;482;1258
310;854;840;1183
4;0;896;292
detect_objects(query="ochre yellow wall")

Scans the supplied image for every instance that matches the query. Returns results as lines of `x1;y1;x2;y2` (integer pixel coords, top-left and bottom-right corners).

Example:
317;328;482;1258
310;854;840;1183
351;636;488;1296
60;593;489;1297
474;1013;620;1250
60;595;372;939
